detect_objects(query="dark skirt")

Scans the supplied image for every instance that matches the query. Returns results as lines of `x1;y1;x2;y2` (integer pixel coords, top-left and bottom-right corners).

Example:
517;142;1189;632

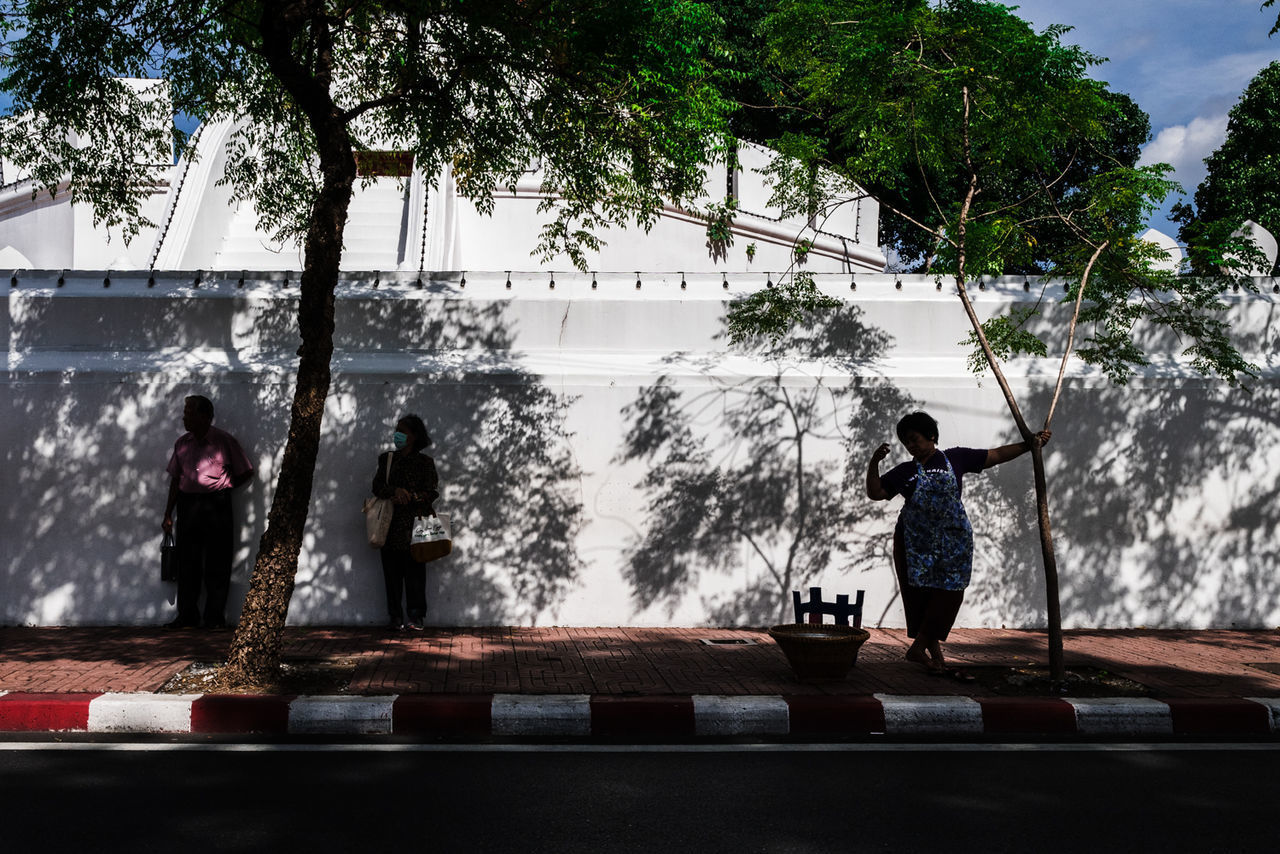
893;528;963;642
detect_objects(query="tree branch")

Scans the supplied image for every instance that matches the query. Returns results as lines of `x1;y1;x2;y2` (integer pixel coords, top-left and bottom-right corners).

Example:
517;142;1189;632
1045;239;1108;428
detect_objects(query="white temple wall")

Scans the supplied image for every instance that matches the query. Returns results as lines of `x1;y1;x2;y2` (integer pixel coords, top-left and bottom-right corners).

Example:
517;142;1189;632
0;183;169;271
0;187;75;269
1;126;888;275
72;190;170;270
443;163;882;275
159;121;242;271
0;181;167;272
448;192;874;275
4;270;1278;628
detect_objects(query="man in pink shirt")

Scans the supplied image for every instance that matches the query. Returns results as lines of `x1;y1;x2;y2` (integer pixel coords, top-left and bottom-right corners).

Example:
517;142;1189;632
161;395;254;629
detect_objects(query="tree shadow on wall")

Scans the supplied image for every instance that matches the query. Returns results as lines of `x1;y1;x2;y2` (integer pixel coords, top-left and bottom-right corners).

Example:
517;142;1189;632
615;305;916;626
2;273;300;626
961;378;1280;629
298;287;586;625
2;275;584;627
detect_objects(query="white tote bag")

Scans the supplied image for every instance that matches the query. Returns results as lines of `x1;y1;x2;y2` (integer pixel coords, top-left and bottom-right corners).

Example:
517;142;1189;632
409;513;452;563
362;454;395;548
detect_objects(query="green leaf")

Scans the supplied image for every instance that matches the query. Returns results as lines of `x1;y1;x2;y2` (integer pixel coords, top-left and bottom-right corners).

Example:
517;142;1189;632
960;307;1048;375
726;272;842;344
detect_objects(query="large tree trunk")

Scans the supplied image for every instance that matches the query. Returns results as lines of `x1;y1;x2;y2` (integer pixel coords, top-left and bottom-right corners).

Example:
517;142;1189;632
222;168;351;682
222;5;356;683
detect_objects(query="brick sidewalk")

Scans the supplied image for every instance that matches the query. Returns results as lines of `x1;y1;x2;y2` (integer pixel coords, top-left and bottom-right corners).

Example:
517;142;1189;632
2;626;1278;699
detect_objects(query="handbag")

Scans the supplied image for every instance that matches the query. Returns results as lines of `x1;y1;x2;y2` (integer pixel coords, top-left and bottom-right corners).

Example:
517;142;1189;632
409;513;452;563
161;531;177;582
362;454;395;548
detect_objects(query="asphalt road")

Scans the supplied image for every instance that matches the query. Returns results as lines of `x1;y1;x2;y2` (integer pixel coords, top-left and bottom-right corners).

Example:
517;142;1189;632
1;743;1276;853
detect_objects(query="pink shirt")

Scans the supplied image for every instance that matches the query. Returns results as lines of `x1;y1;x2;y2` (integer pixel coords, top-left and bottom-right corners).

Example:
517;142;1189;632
166;425;253;493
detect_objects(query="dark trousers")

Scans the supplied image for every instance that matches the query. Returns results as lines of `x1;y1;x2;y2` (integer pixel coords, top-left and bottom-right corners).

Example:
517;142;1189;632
174;491;235;625
893;528;963;642
380;548;427;622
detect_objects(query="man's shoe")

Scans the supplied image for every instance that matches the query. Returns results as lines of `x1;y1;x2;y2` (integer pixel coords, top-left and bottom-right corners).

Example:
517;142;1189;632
165;617;198;629
407;619;425;631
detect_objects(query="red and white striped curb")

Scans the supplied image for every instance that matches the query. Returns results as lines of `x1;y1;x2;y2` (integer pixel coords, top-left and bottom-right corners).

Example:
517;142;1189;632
1;691;1277;737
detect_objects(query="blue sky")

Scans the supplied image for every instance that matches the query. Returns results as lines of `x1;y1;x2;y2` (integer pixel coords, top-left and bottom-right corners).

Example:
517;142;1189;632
1012;0;1279;233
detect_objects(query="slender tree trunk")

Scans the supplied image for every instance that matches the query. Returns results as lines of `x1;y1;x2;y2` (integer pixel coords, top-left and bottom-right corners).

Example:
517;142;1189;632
222;5;356;683
956;283;1065;679
949;86;1066;682
1029;445;1063;679
1030;241;1107;682
952;278;1066;681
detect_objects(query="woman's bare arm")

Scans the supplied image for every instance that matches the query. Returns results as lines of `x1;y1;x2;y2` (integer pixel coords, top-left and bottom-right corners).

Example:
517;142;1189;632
985;430;1052;468
867;443;892;500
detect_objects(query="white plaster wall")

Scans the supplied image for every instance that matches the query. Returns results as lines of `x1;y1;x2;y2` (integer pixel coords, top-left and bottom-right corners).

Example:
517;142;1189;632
0;122;887;275
442;143;883;274
71;190;170;270
0;180;168;271
447;193;880;275
4;270;1278;628
154;120;242;271
0;186;77;270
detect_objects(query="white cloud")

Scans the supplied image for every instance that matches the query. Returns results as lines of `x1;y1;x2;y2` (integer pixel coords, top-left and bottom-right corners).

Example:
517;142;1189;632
1139;113;1229;194
1002;1;1269;228
1014;2;1274;122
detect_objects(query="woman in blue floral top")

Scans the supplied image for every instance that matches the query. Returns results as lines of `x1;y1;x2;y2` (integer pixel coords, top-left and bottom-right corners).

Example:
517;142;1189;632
866;411;1050;679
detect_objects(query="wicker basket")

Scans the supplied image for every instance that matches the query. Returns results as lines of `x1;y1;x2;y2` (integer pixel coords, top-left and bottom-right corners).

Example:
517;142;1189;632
768;624;870;680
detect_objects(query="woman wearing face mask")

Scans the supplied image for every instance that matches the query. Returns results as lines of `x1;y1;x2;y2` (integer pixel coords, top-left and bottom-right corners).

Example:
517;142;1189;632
371;414;439;630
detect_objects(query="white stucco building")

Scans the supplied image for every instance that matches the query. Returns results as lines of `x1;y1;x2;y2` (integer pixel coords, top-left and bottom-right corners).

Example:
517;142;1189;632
3;114;1278;630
